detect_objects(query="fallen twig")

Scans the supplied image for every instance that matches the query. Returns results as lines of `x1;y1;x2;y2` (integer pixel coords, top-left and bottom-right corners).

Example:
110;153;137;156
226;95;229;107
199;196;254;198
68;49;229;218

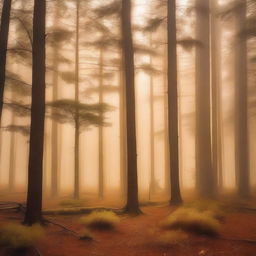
43;207;124;216
218;237;256;244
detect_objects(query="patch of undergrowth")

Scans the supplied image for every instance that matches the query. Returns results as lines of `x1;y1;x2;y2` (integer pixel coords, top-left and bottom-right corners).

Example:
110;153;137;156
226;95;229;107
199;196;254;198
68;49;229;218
160;207;221;236
184;200;226;221
157;230;188;246
59;199;86;208
80;210;120;230
79;229;94;241
0;223;44;250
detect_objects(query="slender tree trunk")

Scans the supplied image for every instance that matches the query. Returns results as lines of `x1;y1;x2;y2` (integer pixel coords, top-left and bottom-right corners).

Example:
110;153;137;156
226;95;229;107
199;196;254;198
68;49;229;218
119;50;127;199
74;0;80;199
51;2;60;197
195;0;216;198
121;0;140;215
8;110;16;192
24;0;46;225
98;47;104;198
211;0;223;190
149;34;155;200
149;76;155;200
162;46;170;194
74;120;80;199
0;0;12;123
43;131;48;193
234;2;250;198
167;0;182;205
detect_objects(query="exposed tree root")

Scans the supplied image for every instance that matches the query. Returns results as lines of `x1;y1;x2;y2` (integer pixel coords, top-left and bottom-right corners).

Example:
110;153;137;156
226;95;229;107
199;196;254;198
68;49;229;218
0;201;26;213
43;218;81;238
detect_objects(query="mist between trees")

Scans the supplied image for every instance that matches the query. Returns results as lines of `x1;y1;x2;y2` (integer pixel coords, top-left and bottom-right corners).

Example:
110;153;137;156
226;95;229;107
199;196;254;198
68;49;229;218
0;0;255;223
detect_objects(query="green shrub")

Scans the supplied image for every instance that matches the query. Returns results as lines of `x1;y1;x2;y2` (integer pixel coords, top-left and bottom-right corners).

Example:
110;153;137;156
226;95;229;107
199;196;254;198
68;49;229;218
184;200;226;221
59;199;86;208
0;224;44;249
157;230;188;246
160;207;221;236
80;210;120;230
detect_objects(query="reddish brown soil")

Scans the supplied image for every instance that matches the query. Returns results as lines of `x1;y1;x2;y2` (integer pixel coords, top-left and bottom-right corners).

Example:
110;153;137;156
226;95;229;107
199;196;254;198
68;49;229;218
0;206;256;256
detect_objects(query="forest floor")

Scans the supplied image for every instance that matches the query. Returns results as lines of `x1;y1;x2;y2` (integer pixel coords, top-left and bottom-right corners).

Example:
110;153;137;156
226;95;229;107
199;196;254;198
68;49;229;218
1;205;256;256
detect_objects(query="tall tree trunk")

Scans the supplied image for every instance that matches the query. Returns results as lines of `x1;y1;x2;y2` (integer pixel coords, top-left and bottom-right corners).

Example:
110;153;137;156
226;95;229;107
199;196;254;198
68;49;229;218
8;111;16;192
195;0;216;198
234;2;250;198
98;47;104;199
167;0;182;205
24;0;46;225
121;0;140;215
149;34;155;201
51;2;60;197
43;131;48;193
74;0;80;199
162;46;170;194
0;0;12;123
211;0;223;190
119;50;127;199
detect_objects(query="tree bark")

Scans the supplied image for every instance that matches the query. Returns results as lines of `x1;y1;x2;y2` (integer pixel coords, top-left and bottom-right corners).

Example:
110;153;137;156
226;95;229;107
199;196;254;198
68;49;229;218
162;46;170;194
74;0;80;199
51;2;60;197
121;0;141;215
0;0;12;123
119;50;127;199
24;0;46;225
211;0;223;190
8;106;16;192
98;47;104;199
195;0;216;198
234;2;250;198
167;0;182;205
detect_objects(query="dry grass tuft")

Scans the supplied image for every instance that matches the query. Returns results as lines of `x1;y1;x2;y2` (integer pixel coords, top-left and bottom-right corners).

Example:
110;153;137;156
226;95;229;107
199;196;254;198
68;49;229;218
184;200;226;221
80;210;120;230
0;224;44;249
160;207;221;236
79;229;94;241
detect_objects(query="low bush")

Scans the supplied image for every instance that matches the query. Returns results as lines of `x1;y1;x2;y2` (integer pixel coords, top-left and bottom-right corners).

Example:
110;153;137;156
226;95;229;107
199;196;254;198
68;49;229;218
80;210;120;230
184;200;226;221
160;207;221;236
79;229;94;241
157;230;188;246
0;224;44;250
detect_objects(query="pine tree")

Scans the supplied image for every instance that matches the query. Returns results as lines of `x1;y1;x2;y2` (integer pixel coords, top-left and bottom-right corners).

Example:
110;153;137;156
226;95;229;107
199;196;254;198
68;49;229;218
167;0;182;205
0;0;12;122
24;0;46;225
121;0;141;215
195;0;216;198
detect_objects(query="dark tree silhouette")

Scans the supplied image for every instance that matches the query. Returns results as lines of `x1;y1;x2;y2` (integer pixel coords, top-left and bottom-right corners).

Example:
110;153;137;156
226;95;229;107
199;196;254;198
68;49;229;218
0;0;12;122
24;0;46;225
167;0;182;205
121;0;141;215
